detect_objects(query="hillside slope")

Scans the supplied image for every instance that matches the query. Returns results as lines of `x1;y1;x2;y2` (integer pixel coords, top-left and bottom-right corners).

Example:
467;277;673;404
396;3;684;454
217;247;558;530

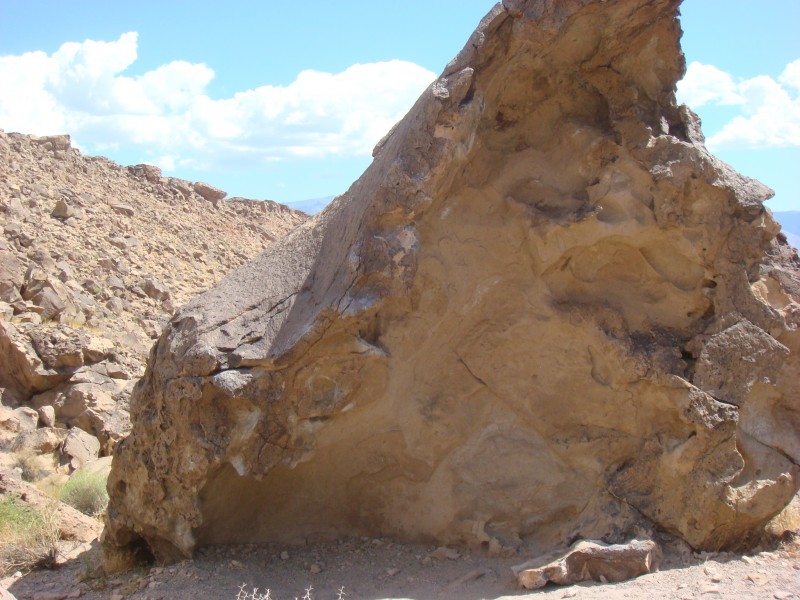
0;130;306;475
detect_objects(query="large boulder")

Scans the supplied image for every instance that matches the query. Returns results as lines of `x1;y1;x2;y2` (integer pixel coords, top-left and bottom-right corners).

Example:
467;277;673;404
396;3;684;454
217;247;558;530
21;267;85;324
0;250;23;303
31;365;131;452
107;0;800;563
192;182;227;203
0;321;72;398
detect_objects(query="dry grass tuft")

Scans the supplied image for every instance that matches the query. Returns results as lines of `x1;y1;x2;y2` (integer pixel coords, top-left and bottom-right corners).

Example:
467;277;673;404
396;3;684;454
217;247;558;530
0;494;60;576
11;451;49;483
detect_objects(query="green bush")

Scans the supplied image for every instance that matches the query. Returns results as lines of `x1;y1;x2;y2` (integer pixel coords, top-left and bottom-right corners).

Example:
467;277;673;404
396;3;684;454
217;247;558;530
0;494;59;575
59;469;109;517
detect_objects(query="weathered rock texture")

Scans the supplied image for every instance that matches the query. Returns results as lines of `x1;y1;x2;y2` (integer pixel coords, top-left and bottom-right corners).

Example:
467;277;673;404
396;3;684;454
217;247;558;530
107;0;800;563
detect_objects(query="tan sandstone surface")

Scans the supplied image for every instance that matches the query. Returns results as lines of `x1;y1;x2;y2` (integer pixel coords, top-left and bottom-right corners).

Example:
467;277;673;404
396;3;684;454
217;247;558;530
105;0;800;571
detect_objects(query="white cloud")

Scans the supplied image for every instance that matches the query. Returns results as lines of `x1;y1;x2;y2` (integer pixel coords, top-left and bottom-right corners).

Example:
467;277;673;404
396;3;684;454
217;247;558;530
677;62;742;107
779;59;800;91
677;60;800;150
0;32;436;171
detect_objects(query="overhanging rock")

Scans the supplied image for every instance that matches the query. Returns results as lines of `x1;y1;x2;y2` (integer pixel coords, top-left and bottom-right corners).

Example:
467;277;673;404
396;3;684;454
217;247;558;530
106;0;800;563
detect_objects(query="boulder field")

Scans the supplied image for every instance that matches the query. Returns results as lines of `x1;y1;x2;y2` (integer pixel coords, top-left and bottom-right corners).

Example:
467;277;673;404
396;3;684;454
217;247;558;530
106;0;800;563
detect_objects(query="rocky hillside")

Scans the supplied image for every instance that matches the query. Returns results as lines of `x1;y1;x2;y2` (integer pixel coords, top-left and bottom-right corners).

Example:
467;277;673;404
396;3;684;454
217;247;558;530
0;129;305;476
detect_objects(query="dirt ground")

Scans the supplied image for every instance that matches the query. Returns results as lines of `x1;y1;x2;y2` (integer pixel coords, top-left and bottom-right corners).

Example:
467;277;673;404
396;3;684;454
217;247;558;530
4;536;799;600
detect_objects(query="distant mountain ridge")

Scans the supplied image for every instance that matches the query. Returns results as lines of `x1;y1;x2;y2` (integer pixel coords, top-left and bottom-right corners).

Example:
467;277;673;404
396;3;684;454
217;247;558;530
286;195;334;215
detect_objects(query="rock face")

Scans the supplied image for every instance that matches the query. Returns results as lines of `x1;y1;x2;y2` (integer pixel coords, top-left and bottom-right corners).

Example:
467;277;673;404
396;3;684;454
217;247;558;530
106;0;800;563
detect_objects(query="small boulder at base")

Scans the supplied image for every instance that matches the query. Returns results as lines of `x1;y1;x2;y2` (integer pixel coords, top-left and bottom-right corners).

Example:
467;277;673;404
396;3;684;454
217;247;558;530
512;539;662;589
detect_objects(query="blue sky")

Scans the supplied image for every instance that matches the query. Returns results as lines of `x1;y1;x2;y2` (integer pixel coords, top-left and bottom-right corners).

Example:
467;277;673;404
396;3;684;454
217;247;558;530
0;1;798;212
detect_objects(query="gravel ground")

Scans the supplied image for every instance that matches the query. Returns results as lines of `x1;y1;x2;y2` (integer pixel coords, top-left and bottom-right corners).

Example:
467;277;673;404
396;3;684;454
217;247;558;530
5;537;799;600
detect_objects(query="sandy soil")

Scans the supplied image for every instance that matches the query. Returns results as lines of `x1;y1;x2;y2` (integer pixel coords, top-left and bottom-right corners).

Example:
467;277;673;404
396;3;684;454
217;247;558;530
5;537;799;600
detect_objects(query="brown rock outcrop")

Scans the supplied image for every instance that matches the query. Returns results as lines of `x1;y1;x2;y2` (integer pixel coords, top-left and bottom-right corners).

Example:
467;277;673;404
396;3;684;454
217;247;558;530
106;0;800;563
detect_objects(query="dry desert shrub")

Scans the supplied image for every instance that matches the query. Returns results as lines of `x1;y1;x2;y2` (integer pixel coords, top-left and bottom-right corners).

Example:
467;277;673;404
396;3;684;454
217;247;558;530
0;494;60;576
11;451;49;483
58;468;109;517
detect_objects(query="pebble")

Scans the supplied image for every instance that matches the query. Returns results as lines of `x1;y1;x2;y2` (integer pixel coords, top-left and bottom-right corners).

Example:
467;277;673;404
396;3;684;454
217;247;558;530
280;550;290;560
386;567;400;577
746;572;769;586
773;593;794;600
430;546;460;560
310;564;322;574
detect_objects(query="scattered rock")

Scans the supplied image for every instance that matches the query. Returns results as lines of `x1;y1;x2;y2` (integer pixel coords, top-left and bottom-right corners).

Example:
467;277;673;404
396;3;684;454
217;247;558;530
37;405;56;427
0;320;71;397
14;427;67;454
747;572;770;586
193;182;226;203
60;427;101;470
0;250;24;302
0;406;39;433
110;204;135;217
141;278;170;302
127;164;162;183
512;539;661;590
51;199;76;220
430;547;460;561
21;270;83;323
